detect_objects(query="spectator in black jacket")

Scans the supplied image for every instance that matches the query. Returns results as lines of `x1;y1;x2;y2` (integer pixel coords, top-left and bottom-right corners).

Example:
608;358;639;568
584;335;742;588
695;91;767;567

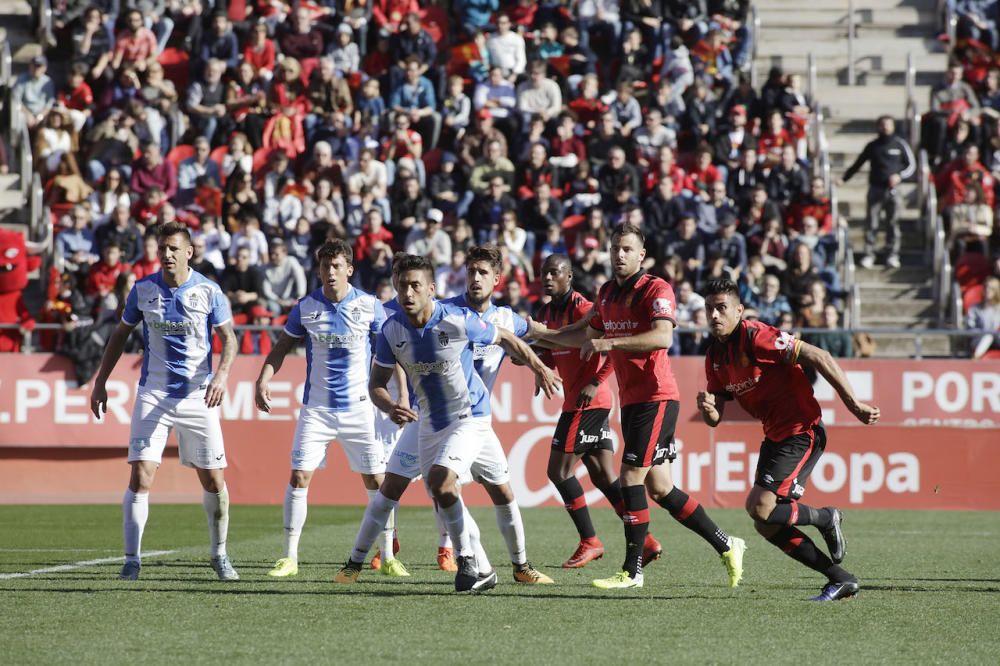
644;175;686;245
597;146;640;202
728;146;765;210
469;175;518;243
840;115;915;268
767;145;809;208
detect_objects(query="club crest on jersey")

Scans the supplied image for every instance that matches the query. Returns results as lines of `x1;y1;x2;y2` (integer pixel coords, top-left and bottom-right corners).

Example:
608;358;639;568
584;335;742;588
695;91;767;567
350;307;361;322
652;297;673;316
186;292;204;309
438;330;449;346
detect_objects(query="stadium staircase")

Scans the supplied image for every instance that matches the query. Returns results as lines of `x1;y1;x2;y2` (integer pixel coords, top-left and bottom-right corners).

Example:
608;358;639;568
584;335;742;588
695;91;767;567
756;0;952;356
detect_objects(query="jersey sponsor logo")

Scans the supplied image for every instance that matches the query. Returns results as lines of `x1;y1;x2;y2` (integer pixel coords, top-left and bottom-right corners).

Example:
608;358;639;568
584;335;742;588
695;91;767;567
438;330;449;346
312;331;365;347
150;319;197;335
725;376;759;396
652;297;673;316
472;344;501;360
604;319;640;332
405;359;454;375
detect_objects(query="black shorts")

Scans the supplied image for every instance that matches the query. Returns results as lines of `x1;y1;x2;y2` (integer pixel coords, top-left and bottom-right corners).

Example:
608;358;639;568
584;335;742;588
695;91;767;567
755;423;827;501
620;400;679;468
551;408;614;454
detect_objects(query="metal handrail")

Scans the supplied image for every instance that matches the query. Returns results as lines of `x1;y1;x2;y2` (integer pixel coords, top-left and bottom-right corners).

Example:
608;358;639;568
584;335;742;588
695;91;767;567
38;0;54;46
0;39;11;87
750;6;761;89
905;52;915;109
939;0;957;53
925;183;938;265
904;53;921;150
950;279;962;329
917;149;930;213
807;52;817;101
29;173;43;238
19;122;31;199
847;0;856;86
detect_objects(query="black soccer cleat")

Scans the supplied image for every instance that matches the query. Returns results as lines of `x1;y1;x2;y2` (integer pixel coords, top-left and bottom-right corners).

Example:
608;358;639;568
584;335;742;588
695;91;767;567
819;508;847;564
455;555;478;592
810;580;860;602
470;569;498;593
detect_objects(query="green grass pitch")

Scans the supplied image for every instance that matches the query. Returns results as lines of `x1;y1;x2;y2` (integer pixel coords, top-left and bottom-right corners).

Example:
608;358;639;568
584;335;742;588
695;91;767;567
1;505;997;664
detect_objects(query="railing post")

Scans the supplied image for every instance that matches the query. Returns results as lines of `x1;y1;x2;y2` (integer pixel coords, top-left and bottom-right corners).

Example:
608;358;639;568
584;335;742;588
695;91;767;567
750;6;761;89
848;0;856;86
807;52;817;100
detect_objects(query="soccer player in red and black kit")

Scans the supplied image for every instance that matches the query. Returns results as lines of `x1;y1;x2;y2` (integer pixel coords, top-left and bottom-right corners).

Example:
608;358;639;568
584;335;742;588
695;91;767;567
698;278;880;601
535;254;663;569
528;225;745;589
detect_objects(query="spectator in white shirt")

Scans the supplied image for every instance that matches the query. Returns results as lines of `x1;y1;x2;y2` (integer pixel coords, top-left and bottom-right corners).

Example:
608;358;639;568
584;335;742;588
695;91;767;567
488;14;527;81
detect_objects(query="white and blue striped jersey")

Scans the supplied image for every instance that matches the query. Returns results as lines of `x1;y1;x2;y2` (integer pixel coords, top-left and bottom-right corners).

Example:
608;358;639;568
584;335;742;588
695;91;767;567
122;270;232;398
285;287;386;410
442;294;528;393
375;301;498;432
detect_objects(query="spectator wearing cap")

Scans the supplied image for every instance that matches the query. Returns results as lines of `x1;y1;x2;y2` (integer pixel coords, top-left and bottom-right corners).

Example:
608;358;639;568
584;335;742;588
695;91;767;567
178;137;221;203
262;239;307;316
488;14;527;81
113;9;158;73
516;61;563;126
222;246;267;318
330;23;361;75
187;59;229;146
405;208;453;267
130;142;177;200
278;7;326;62
12;56;56;130
198;13;240;72
390;55;440;149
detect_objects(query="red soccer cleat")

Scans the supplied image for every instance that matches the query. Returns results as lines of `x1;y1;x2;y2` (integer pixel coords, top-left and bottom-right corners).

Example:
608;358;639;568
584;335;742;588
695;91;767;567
562;537;605;568
370;537;401;570
642;533;663;566
437;546;457;572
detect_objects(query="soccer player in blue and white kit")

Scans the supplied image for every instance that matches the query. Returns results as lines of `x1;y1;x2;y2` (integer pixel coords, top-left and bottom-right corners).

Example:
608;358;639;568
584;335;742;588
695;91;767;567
255;240;406;578
89;222;240;581
335;254;559;591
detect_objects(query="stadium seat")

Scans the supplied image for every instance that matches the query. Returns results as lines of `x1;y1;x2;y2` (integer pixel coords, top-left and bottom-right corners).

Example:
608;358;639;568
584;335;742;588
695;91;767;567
962;283;984;314
955;252;991;287
166;144;195;168
157;47;190;91
561;214;586;250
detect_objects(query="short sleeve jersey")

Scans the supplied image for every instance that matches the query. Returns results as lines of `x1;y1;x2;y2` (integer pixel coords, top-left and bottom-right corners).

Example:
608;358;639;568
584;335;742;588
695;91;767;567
705;319;822;441
284;287;386;410
375;302;499;432
122;270;232;398
536;289;613;412
589;270;680;406
442;294;527;393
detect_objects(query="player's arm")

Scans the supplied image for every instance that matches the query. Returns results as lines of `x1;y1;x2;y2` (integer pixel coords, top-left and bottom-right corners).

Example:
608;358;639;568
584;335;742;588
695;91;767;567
576;355;613;409
205;321;237;408
696;391;728;427
495;327;561;399
796;341;880;425
255;331;299;413
89;320;138;419
369;362;417;425
524;307;597;348
393;362;410;409
582;319;673;360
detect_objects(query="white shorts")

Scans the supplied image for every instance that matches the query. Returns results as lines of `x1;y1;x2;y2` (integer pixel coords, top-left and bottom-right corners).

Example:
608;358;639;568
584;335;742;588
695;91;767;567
128;389;226;469
374;409;404;458
409;416;510;486
291;402;385;474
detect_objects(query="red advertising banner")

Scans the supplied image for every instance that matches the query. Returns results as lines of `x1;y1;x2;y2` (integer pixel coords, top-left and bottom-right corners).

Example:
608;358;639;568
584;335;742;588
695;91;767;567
1;355;998;509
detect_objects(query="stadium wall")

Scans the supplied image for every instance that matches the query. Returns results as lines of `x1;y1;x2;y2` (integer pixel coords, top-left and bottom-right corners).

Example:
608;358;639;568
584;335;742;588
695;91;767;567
1;355;998;509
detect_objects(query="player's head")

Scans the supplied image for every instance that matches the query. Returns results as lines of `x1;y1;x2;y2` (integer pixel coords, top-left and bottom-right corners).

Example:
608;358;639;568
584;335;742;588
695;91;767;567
315;239;354;296
157;221;193;278
390;251;409;292
541;254;572;297
465;245;502;307
395;254;436;317
703;278;744;340
609;223;646;281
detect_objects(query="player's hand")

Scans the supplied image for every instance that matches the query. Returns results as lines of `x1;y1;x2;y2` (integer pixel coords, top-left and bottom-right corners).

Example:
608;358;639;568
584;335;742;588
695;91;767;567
523;317;548;342
576;383;598;409
205;373;227;409
90;382;108;420
580;338;612;362
389;403;418;426
696;391;719;419
255;381;271;413
849;401;880;425
534;365;561;399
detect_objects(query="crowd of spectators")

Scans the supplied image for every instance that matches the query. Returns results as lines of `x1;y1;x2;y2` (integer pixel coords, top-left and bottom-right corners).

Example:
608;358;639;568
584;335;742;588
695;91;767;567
6;0;862;363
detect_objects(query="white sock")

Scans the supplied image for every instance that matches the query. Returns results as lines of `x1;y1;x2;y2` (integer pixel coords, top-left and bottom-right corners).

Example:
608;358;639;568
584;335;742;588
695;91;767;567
203;485;230;558
283;485;309;560
495;501;527;565
350;492;398;564
122;489;149;564
465;505;491;573
439;498;473;558
426;481;452;548
368;489;394;562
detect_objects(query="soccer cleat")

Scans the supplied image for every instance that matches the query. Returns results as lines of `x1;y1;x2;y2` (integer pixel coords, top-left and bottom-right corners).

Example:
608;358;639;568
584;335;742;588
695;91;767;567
592;570;644;589
513;561;554;584
210;555;240;581
886;255;901;269
118;560;141;580
642;533;663;566
455;555;478;592
379;558;411;577
859;254;875;269
370;537;401;570
437;547;458;572
267;557;299;578
810;580;860;602
820;508;847;564
562;538;605;568
470;569;498;593
334;560;363;584
720;536;746;588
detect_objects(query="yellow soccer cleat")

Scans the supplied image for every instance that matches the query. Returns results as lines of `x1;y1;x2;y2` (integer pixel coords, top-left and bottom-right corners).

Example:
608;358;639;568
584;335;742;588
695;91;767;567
334;561;363;584
721;537;746;588
380;558;411;577
513;561;554;584
267;557;299;578
592;570;643;589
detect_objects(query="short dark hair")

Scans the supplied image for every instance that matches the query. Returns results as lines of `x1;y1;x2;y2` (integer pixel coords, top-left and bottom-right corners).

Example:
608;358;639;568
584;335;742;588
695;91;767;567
466;244;503;274
315;239;353;265
611;223;645;246
703;278;742;302
157;221;191;245
542;253;571;272
394;253;435;282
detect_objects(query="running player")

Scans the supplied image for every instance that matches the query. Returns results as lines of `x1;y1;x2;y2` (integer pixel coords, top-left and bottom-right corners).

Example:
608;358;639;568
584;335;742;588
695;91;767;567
698;278;878;601
535;253;662;569
527;223;745;589
255;240;405;579
442;245;555;584
335;254;559;592
89;221;240;582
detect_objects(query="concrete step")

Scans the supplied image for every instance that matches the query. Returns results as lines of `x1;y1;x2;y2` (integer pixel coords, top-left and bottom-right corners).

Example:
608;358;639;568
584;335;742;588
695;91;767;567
757;7;935;27
856;282;934;299
835;182;918;202
760;24;932;44
859;297;936;319
841;202;922;220
757;0;938;11
764;52;946;76
853;264;931;283
758;35;943;58
0;174;23;213
815;67;942;89
859;313;936;327
859;332;957;358
846;229;925;251
0;14;43;66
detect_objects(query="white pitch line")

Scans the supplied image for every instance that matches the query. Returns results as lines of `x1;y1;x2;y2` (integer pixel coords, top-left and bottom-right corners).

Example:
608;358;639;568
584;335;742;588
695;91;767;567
0;550;176;579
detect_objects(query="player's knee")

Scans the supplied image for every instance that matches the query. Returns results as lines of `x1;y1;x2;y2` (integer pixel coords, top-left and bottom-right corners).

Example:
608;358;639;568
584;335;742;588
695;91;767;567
361;473;382;491
483;481;514;505
380;473;409;501
546;457;573;484
289;470;312;488
129;463;156;492
745;493;775;522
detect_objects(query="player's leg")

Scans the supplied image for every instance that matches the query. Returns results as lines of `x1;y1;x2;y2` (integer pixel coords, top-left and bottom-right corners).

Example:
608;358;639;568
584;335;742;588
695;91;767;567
427;463;481;591
335;472;412;582
547;411;601;561
427;484;457;571
194;466;237;581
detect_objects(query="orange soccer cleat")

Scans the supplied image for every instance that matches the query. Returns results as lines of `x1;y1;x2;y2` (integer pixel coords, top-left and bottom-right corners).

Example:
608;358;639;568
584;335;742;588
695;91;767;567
642;533;663;566
562;537;605;568
437;546;458;572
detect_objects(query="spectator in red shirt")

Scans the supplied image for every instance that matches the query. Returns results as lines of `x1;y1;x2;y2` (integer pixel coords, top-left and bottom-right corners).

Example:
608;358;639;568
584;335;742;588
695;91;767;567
130;234;161;280
372;0;420;32
112;9;158;73
757;109;793;168
244;23;277;81
354;208;395;263
786;176;834;234
277;7;325;63
130;142;178;200
936;143;996;209
59;64;93;133
86;242;129;297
